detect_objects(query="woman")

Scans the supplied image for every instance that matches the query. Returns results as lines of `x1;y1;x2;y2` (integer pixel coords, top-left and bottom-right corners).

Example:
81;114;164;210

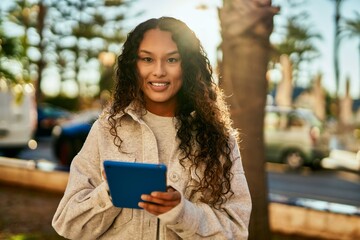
52;17;251;239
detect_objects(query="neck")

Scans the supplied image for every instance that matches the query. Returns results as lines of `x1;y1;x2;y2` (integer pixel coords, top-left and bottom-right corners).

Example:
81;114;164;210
145;103;176;117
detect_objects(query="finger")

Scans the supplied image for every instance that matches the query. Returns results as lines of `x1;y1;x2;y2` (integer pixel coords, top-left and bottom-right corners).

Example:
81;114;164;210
151;191;181;201
141;194;179;206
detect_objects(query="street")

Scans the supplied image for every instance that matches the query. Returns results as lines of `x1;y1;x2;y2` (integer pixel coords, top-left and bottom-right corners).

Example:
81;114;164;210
267;164;360;211
7;137;360;211
17;137;58;163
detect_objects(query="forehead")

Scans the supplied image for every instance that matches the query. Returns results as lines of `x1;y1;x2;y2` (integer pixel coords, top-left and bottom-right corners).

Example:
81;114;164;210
138;28;179;53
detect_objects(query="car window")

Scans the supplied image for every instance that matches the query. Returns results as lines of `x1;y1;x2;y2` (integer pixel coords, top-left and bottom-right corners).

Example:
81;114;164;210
287;113;305;128
303;110;322;127
265;112;279;130
265;111;288;130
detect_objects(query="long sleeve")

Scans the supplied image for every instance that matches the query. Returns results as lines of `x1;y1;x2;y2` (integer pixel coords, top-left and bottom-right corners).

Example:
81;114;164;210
52;121;121;240
158;137;252;239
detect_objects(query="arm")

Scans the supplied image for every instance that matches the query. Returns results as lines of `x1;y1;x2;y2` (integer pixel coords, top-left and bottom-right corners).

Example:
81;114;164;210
52;121;121;239
158;137;252;239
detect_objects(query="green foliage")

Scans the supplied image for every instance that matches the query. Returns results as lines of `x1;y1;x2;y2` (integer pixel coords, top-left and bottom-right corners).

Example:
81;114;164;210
341;11;360;98
276;16;321;58
1;0;132;105
0;1;41;86
0;66;16;81
341;12;360;40
0;34;21;58
0;19;23;82
44;95;80;112
272;14;322;83
4;233;63;240
9;234;39;240
47;0;129;99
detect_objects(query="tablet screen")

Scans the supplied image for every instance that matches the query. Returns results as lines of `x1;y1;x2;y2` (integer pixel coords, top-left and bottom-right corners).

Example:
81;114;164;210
103;160;167;209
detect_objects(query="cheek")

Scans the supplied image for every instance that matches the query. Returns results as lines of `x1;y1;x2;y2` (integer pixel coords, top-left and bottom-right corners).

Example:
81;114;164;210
175;77;183;91
178;72;183;84
136;66;146;87
136;64;144;78
177;71;183;87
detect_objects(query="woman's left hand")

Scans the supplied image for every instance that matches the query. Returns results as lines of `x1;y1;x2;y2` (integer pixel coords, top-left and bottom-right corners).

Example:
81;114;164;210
138;187;181;215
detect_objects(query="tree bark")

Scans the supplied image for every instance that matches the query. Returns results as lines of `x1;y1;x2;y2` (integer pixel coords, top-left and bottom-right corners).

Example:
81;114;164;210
219;0;279;239
35;3;46;103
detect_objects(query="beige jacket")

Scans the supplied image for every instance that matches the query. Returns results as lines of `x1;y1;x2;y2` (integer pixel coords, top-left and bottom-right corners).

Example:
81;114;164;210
52;106;252;239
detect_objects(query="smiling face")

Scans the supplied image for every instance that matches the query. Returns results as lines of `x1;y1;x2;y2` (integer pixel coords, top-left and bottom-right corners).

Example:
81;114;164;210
137;28;183;117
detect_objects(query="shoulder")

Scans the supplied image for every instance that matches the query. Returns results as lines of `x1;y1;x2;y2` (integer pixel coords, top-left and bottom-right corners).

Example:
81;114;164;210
97;108;125;124
228;129;240;147
97;107;143;129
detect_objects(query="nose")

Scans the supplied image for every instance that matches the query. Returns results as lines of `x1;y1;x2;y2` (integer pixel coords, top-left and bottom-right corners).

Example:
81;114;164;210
153;61;166;77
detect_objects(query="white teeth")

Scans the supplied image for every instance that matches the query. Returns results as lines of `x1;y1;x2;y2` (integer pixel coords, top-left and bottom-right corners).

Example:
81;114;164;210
151;82;168;86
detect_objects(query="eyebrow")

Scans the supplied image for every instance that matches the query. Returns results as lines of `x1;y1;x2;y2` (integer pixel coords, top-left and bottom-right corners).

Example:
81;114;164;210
138;50;180;56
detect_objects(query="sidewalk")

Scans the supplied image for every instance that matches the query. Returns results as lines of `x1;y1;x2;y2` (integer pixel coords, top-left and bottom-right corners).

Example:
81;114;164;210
0;183;64;240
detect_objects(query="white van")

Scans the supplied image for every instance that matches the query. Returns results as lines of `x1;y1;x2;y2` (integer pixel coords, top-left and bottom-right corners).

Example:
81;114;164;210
0;79;37;157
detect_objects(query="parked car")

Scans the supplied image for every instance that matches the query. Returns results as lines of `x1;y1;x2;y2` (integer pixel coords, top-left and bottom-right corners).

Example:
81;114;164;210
264;105;329;169
36;103;72;137
52;109;101;166
0;82;37;157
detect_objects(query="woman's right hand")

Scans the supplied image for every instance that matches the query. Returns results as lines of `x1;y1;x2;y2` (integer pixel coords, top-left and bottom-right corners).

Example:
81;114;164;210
138;187;181;215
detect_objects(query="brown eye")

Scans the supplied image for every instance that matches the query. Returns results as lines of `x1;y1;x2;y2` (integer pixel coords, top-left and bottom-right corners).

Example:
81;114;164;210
143;57;153;62
167;57;180;63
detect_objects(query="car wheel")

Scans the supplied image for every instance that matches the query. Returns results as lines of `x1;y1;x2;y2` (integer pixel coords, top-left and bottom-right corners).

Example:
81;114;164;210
310;158;322;170
282;150;304;170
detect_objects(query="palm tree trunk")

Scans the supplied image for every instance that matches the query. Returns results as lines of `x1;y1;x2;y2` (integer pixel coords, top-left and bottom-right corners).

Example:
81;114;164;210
219;1;278;239
333;0;343;99
358;44;360;99
35;3;47;103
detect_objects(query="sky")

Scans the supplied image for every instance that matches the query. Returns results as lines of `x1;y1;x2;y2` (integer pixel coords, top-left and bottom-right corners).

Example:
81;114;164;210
125;0;360;98
271;0;360;98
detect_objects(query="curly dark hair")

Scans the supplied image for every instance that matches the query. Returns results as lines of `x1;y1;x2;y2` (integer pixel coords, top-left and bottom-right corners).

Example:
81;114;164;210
108;17;237;208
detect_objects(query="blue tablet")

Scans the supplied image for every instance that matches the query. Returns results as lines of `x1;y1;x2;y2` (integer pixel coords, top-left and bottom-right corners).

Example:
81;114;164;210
103;160;167;209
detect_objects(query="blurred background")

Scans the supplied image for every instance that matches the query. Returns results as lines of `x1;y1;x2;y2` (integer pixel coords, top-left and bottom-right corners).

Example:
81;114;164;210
0;0;360;239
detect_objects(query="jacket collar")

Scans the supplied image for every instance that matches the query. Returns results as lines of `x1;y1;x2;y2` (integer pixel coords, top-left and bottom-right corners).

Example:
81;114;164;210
107;101;145;123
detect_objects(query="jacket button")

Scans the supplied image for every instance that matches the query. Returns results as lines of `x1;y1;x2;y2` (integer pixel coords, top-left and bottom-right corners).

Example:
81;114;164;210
99;201;106;208
169;171;179;182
